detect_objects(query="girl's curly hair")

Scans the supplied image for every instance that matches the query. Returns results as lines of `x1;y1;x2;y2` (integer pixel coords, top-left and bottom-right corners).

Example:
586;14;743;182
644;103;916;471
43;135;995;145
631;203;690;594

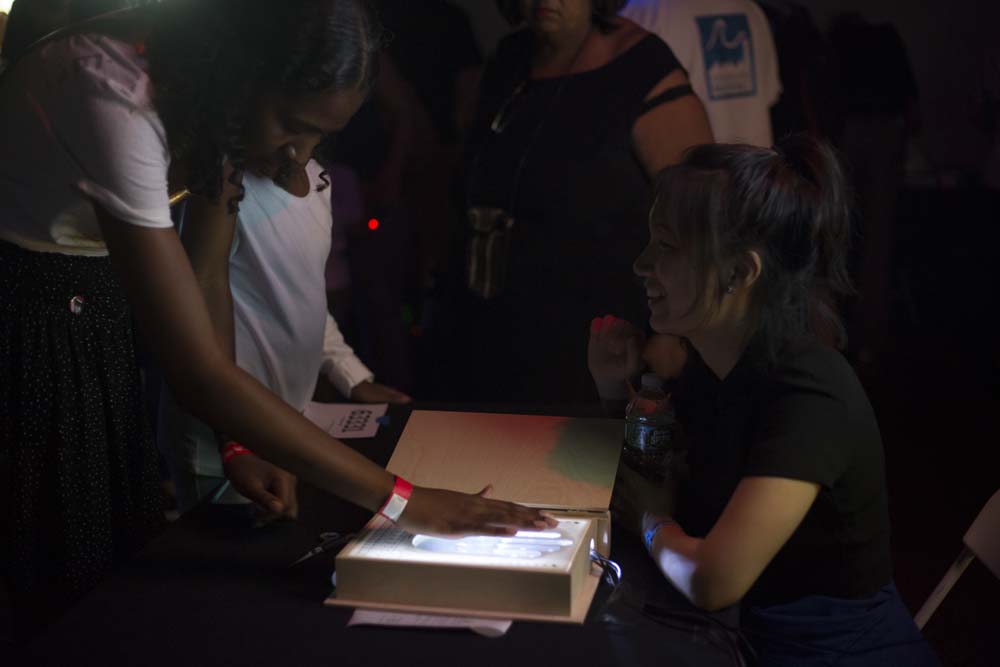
145;0;382;203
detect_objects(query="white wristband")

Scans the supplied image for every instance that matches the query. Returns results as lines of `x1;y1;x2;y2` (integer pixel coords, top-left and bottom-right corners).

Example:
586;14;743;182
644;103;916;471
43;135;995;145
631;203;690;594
377;476;413;523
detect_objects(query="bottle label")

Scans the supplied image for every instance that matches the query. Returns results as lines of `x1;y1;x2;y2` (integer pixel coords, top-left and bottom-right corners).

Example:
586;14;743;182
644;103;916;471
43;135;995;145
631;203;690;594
625;419;673;454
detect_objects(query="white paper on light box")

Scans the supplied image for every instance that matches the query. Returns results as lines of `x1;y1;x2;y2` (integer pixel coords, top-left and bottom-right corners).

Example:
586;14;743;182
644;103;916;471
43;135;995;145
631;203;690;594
304;402;387;439
347;610;513;638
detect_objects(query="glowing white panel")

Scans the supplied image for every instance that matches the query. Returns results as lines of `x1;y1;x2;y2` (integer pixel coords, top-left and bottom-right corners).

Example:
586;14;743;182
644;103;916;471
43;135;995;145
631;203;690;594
333;517;596;618
349;518;589;569
412;531;574;560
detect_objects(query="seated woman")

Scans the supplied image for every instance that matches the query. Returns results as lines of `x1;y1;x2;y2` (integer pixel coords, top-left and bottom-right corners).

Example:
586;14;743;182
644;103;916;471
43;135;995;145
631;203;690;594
159;159;411;515
589;137;940;665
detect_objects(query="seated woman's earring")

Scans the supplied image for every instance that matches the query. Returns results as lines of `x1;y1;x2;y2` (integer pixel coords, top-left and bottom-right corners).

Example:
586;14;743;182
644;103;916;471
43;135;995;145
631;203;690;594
725;283;736;295
284;145;298;161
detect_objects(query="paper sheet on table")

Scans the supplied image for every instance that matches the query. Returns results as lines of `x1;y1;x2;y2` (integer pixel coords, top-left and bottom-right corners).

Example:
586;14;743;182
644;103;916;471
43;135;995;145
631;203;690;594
304;402;387;439
347;609;513;638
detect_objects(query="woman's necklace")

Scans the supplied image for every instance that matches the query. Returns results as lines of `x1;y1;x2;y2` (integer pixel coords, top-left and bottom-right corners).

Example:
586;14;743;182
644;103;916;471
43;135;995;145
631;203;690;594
490;27;593;134
499;27;594;214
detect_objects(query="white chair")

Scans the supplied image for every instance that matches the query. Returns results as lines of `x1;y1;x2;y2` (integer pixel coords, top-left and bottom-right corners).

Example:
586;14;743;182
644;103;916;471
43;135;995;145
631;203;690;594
914;489;1000;630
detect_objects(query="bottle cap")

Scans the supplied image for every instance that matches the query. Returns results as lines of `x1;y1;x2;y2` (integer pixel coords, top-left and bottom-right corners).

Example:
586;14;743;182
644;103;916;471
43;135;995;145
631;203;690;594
640;373;663;391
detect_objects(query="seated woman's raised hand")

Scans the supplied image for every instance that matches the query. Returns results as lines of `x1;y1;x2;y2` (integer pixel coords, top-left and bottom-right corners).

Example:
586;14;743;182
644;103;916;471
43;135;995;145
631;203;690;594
588;315;645;400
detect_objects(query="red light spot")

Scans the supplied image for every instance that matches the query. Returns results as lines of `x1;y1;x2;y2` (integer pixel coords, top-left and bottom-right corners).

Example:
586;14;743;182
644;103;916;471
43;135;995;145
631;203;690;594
367;218;380;231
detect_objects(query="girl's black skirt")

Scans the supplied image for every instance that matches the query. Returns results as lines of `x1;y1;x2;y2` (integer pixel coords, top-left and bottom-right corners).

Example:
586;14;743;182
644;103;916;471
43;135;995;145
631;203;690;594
0;240;164;639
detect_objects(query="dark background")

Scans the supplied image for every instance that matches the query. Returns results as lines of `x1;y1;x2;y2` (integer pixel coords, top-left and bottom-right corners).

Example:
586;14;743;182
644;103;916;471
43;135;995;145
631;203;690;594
1;1;997;664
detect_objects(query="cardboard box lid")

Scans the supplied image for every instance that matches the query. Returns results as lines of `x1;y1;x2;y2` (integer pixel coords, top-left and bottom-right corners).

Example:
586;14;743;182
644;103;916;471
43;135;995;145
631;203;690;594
386;411;623;512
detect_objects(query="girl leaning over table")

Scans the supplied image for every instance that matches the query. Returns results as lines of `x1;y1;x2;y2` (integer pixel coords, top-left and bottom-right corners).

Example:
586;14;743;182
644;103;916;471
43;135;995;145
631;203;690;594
0;0;551;641
588;136;941;665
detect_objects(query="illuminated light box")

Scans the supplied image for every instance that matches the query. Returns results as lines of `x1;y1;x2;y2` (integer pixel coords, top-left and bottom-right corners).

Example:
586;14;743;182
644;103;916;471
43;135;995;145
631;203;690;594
326;410;623;623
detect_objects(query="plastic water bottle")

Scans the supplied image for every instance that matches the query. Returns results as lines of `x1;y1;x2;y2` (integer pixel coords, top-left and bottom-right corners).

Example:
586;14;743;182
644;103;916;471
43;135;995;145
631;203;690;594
623;373;675;482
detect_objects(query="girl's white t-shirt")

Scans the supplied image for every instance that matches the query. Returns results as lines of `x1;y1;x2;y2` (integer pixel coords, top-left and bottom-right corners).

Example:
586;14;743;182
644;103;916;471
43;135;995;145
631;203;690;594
0;33;173;256
160;162;374;479
230;162;373;410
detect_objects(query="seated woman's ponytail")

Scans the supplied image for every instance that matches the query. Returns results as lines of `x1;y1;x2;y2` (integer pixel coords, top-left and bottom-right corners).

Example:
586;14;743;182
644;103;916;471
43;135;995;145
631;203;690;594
651;134;855;362
771;134;855;350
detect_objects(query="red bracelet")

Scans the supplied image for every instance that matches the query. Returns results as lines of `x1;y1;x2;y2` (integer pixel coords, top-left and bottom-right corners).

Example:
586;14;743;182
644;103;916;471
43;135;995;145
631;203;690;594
221;441;253;464
377;476;413;523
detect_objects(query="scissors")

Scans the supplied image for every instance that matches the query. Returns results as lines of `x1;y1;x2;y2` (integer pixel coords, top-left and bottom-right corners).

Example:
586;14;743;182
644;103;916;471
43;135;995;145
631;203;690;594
289;531;351;567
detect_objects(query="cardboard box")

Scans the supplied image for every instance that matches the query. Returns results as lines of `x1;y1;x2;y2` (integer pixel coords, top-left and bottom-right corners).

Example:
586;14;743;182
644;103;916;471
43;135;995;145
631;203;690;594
326;410;623;623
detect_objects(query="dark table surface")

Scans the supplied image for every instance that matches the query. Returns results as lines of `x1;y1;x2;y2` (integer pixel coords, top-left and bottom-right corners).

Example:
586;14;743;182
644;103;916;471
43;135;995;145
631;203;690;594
20;405;744;667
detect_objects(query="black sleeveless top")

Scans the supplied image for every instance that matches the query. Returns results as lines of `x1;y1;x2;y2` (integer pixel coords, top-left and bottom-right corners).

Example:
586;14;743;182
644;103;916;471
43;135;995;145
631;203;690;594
462;31;685;403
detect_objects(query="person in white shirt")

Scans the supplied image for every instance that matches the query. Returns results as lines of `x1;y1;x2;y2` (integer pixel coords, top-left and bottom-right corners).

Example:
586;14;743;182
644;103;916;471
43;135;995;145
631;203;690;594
621;0;781;146
160;161;411;513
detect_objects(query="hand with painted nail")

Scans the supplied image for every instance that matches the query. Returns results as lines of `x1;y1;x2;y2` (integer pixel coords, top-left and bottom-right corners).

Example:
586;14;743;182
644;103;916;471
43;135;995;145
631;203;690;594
588;314;644;401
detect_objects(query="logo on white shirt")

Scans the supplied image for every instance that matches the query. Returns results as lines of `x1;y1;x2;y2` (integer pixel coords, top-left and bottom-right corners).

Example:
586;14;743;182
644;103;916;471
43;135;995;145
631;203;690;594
696;13;757;100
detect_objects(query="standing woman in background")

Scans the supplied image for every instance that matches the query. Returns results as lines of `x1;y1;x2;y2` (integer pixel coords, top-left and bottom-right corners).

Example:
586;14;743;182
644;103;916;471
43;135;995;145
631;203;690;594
0;0;550;640
456;0;713;406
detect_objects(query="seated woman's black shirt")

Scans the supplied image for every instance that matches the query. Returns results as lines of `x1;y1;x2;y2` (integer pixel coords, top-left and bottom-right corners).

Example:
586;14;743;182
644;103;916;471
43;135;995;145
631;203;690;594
672;338;893;608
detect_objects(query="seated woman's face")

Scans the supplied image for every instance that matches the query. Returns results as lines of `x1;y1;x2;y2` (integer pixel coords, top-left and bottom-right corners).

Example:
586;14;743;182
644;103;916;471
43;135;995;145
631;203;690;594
633;215;704;337
520;0;592;36
243;87;366;181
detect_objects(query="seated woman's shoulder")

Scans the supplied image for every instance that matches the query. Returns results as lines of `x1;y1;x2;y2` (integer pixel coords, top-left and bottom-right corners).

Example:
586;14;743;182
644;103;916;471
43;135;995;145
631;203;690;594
774;338;863;397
